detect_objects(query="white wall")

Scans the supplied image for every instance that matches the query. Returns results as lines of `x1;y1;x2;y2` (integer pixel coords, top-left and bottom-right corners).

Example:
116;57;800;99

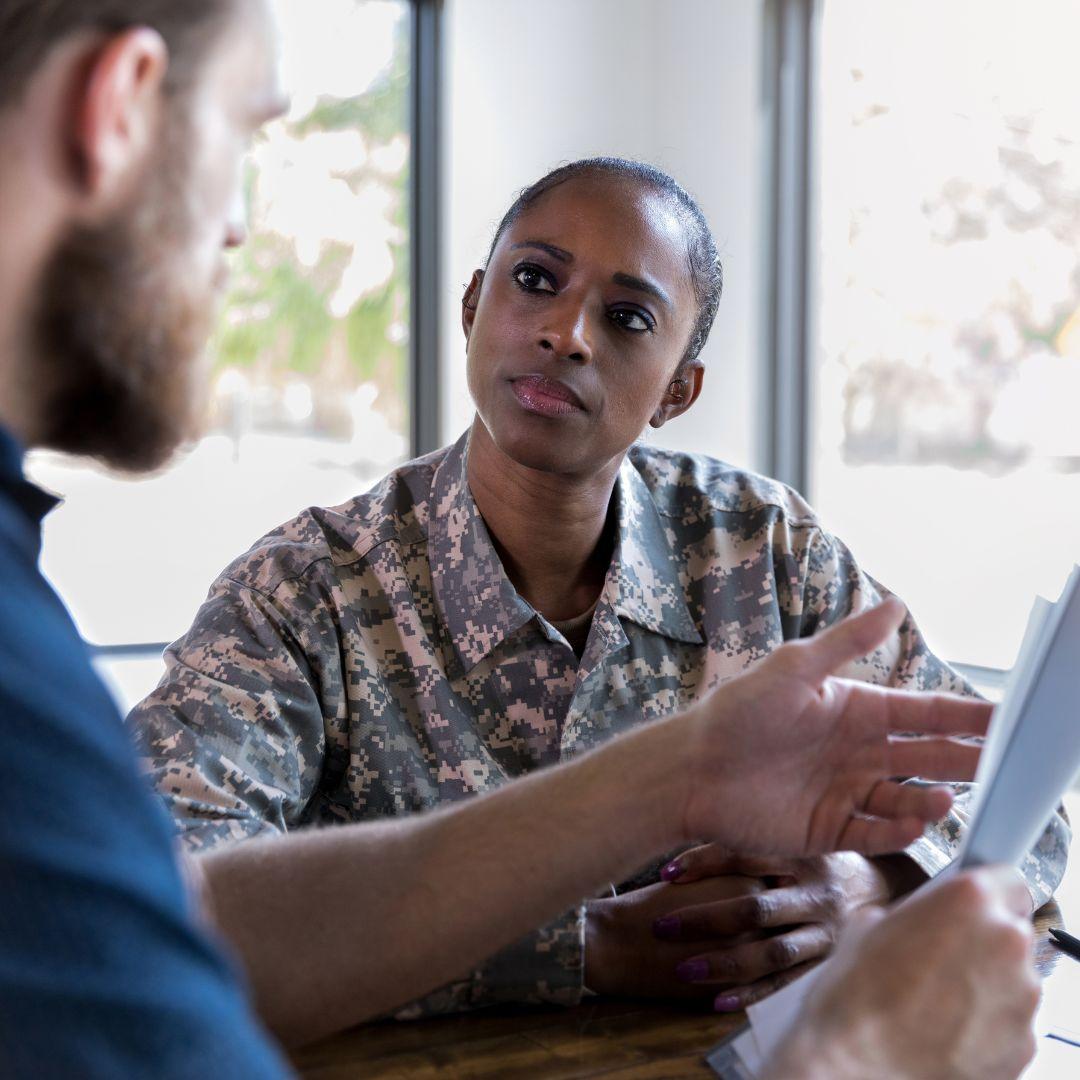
440;0;766;470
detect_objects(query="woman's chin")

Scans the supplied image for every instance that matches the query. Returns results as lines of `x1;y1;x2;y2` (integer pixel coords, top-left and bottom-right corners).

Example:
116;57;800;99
487;426;586;477
505;440;574;475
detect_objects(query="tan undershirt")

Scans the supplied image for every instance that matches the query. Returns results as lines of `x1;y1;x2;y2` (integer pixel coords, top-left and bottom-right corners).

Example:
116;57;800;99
549;599;599;658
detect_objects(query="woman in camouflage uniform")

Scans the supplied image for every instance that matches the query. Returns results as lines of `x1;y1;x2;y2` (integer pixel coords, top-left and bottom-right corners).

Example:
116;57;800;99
130;158;1068;1018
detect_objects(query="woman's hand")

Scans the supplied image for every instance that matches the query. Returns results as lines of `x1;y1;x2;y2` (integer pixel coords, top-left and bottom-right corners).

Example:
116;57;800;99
651;847;927;1011
583;874;766;1000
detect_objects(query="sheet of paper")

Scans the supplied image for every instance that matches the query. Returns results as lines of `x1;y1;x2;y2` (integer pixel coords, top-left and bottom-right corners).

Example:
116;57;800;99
960;564;1080;869
705;959;828;1075
745;962;825;1056
969;595;1052;791
705;1025;765;1079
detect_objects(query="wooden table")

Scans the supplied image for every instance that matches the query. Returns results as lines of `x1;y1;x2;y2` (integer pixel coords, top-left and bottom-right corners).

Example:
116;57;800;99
293;809;1080;1078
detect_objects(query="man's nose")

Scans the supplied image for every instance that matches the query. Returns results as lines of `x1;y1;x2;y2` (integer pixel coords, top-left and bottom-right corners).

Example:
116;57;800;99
223;188;249;250
538;298;592;363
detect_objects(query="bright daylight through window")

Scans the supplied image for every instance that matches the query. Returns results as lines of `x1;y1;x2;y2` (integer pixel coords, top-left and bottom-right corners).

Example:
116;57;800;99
810;0;1080;671
30;0;412;649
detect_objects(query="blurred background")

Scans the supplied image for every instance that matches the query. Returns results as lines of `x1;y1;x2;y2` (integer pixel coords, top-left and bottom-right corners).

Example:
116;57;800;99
29;0;1080;704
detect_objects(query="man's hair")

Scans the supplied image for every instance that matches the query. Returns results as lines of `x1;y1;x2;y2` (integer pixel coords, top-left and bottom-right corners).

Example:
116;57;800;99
0;0;235;108
486;157;724;367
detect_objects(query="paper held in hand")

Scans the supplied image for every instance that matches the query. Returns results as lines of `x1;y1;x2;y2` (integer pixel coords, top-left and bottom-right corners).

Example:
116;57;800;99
708;566;1080;1079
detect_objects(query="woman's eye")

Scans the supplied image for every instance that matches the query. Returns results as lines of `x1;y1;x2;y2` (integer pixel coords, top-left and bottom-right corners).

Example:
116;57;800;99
610;308;654;333
513;265;556;293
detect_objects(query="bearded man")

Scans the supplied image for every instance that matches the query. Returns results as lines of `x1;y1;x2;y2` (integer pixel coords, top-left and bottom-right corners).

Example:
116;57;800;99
0;2;1041;1078
0;2;291;1074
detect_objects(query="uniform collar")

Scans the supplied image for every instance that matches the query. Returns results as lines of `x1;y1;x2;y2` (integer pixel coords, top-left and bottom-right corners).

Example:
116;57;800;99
428;433;702;678
428;432;535;677
603;453;703;646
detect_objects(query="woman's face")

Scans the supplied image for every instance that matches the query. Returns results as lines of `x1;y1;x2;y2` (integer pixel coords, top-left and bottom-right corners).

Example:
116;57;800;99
464;175;703;478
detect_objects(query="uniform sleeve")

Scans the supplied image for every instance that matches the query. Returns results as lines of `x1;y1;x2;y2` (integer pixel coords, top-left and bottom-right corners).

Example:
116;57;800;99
392;907;586;1018
798;527;1070;908
133;570;596;1020
128;575;331;852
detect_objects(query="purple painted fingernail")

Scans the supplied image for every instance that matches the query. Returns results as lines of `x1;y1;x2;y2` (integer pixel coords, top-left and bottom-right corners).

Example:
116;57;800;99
713;995;742;1013
653;915;681;940
660;860;684;882
675;959;710;983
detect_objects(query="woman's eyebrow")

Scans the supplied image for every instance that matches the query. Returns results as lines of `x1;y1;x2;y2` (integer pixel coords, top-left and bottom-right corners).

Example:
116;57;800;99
612;272;671;309
510;240;670;309
511;240;573;262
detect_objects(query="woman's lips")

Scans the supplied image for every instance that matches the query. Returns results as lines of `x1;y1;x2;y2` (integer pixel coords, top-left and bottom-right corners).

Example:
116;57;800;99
510;375;586;418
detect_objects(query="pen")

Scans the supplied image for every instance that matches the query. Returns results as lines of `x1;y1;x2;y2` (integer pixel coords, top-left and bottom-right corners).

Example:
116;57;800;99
1048;926;1080;960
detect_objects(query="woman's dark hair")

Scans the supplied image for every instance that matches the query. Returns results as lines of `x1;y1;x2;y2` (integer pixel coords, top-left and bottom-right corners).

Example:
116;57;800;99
486;157;724;366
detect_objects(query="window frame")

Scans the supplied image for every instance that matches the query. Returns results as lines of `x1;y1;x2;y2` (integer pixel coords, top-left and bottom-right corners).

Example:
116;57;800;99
761;0;1005;686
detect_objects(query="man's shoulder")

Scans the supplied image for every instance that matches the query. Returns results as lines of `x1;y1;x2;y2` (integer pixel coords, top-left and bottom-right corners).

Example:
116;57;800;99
627;443;821;528
0;558;288;1077
219;447;448;598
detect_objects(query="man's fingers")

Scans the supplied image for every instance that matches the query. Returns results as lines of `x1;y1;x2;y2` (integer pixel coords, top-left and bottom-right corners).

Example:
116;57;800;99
834;813;929;856
862;779;954;822
655;885;819;941
832;903;886;954
826;777;957;854
789;597;906;681
662;844;745;883
882;690;993;738
675;924;833;986
663;846;789;884
712;960;821;1014
887;738;982;782
968;865;1033;920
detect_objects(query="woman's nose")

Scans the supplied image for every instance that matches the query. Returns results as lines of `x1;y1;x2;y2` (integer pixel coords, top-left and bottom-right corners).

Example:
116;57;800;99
538;300;592;363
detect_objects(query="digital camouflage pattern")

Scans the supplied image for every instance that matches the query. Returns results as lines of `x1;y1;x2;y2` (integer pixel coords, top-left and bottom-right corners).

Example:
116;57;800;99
129;431;1070;1016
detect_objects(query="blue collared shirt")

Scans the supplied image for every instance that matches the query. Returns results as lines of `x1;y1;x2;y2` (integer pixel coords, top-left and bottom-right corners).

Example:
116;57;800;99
0;427;287;1078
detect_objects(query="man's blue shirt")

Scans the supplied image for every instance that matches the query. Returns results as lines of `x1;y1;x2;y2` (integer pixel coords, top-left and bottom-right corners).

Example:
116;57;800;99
0;428;287;1078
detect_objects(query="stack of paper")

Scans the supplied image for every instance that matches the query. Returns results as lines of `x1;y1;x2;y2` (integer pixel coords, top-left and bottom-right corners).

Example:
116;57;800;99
708;566;1080;1078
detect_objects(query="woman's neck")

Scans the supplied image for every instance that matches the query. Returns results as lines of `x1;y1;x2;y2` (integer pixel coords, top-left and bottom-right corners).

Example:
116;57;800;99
466;420;621;622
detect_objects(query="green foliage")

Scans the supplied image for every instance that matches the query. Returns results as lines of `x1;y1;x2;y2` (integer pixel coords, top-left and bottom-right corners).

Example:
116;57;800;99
211;4;411;414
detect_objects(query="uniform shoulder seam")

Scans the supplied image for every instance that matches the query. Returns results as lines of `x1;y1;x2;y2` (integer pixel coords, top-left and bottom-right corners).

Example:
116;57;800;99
630;445;822;527
220;519;421;602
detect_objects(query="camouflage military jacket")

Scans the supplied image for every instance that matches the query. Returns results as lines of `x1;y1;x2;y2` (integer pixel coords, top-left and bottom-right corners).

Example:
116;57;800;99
130;432;1070;1015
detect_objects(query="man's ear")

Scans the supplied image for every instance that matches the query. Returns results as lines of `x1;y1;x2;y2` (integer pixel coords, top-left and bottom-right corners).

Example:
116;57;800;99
649;360;705;429
71;28;169;202
461;269;484;341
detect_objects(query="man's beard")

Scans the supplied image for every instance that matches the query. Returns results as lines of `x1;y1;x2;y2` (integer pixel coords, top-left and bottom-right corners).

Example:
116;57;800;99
30;124;216;474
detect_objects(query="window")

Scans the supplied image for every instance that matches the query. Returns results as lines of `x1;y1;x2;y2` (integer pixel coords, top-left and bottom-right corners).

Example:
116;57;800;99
809;0;1080;670
30;1;416;688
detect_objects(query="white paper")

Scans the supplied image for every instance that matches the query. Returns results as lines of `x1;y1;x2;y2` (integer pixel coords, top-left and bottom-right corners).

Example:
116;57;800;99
960;565;1080;869
969;596;1052;791
744;963;826;1058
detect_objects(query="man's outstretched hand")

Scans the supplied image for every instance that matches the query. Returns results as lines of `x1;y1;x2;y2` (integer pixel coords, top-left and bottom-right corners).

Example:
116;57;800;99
677;597;992;857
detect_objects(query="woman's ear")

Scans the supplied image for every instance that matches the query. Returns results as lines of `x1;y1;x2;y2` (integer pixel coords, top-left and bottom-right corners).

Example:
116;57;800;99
461;270;485;341
649;361;705;429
